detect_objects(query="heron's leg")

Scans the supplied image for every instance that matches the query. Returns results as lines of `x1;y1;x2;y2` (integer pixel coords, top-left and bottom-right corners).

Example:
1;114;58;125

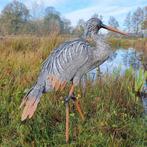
64;84;74;143
71;94;84;121
65;101;69;143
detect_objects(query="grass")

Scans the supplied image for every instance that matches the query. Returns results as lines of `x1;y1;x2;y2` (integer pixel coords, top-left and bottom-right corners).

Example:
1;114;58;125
108;37;147;51
0;35;147;146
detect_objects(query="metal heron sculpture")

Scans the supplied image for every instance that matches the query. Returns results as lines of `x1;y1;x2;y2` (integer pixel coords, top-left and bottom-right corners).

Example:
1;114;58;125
20;17;128;143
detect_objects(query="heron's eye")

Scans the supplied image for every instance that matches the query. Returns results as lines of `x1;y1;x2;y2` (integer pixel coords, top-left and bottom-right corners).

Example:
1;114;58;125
97;25;100;29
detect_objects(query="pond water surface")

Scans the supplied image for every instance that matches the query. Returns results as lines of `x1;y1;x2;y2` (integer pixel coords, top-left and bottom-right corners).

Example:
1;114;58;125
89;48;147;113
91;48;143;75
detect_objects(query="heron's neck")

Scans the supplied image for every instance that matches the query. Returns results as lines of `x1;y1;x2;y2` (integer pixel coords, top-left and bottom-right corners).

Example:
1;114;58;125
91;33;106;48
90;32;113;66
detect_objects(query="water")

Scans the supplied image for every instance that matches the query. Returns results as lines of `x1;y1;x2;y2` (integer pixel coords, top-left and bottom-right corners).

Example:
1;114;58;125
89;48;147;113
90;48;143;76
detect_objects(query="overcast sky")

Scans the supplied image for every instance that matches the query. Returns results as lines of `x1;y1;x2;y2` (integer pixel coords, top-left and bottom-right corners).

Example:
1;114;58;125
0;0;146;27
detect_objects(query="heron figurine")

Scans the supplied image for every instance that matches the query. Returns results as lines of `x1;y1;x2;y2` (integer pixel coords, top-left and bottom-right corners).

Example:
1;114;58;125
20;17;128;143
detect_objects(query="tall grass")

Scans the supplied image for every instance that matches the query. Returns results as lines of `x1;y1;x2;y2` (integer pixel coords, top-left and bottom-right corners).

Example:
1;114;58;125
0;35;147;146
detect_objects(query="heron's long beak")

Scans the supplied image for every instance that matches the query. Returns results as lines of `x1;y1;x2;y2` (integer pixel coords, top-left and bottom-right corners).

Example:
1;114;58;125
101;24;128;36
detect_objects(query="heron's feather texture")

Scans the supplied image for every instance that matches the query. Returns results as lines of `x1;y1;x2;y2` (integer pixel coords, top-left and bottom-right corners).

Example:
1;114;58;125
20;18;113;121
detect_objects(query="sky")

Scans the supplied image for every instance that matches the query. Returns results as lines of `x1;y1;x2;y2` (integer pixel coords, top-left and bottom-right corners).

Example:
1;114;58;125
0;0;146;28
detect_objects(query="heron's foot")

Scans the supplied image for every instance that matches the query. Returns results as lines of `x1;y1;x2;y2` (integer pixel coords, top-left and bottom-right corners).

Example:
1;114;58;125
64;94;75;104
64;96;71;104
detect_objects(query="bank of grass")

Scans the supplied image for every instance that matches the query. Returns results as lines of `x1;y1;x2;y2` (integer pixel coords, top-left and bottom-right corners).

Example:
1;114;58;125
108;37;147;52
0;35;147;146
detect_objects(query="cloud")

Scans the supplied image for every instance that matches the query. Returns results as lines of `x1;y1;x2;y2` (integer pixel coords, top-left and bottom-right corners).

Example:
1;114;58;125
64;5;129;26
0;0;146;28
64;1;146;27
24;0;68;9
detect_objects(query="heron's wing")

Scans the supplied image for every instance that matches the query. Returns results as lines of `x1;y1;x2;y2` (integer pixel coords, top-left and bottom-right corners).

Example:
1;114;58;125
41;39;91;91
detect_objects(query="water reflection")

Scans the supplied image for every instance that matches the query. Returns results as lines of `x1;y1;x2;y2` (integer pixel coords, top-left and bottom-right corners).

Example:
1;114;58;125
89;48;143;80
100;48;143;74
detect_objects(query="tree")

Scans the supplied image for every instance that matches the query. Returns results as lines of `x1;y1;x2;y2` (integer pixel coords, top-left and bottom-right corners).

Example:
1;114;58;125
108;16;119;28
107;16;119;37
72;19;85;36
144;6;147;20
0;0;30;35
44;6;63;34
30;1;45;19
142;6;147;30
132;7;144;33
62;18;72;34
124;12;132;32
142;20;147;30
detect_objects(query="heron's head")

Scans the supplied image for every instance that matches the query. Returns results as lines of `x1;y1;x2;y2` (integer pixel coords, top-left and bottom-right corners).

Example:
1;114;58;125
84;17;128;38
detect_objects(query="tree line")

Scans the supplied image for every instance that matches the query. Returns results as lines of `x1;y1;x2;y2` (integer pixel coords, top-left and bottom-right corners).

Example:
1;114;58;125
0;1;146;36
124;7;147;34
0;1;72;35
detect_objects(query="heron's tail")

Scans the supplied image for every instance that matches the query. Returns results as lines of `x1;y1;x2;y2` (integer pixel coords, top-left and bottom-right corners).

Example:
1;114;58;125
20;84;44;121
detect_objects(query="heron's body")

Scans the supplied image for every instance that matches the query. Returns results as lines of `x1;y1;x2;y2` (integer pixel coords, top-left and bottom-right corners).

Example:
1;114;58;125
20;18;127;143
22;35;112;108
43;36;111;85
